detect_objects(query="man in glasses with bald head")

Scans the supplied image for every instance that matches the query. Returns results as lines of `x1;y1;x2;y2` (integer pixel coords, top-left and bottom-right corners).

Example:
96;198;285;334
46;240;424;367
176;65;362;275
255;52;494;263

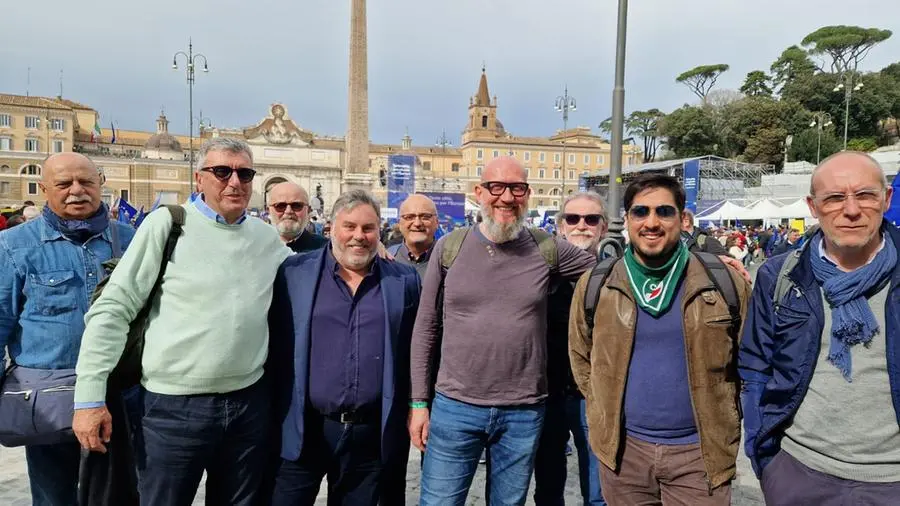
268;181;328;253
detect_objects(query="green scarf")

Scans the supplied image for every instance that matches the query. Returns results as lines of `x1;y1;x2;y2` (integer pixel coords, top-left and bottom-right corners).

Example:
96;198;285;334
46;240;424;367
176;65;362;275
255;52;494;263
623;241;690;317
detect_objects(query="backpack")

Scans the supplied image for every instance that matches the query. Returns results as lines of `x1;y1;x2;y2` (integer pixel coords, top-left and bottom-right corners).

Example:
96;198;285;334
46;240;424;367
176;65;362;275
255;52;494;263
91;205;185;391
439;226;558;272
582;251;740;330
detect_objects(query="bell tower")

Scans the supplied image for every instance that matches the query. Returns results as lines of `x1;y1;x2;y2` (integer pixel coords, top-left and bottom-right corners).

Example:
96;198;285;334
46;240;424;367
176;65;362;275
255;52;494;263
463;66;501;143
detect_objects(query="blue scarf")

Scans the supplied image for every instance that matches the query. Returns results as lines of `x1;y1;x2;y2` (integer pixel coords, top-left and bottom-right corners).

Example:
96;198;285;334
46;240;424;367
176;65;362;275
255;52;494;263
809;234;897;382
42;203;110;243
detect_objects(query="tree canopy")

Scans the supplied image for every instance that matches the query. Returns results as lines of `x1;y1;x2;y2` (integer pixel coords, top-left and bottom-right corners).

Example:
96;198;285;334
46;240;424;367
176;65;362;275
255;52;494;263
741;71;773;97
801;25;892;73
675;64;730;104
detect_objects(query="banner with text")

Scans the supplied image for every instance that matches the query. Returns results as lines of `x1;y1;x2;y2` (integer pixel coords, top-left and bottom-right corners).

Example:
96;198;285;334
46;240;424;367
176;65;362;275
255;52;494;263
422;192;466;225
387;154;417;209
683;159;700;213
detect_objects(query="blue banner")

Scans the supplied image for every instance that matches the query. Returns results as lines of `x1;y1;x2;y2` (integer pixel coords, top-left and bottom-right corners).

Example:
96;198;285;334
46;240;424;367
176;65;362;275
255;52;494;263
885;174;900;228
387;155;417;209
683;159;700;213
421;192;466;225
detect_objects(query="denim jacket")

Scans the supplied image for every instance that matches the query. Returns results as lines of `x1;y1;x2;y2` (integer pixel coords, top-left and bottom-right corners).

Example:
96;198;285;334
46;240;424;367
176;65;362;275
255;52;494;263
0;217;134;370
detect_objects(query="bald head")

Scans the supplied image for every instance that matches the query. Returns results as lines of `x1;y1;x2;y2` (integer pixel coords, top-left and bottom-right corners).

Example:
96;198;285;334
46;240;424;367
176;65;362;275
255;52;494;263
267;181;311;241
482;156;527;183
40;152;103;220
399;194;437;216
268;181;309;204
399;194;438;249
810;151;886;196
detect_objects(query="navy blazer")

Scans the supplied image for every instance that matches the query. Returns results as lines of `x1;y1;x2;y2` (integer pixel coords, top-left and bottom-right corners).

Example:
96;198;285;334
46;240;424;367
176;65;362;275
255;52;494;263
268;247;421;464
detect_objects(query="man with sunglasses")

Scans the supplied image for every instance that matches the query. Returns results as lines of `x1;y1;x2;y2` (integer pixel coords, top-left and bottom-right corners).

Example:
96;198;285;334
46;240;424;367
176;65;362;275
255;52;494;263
268;181;327;253
410;156;596;505
740;152;900;504
569;174;749;506
74;138;291;506
388;194;439;278
533;191;609;506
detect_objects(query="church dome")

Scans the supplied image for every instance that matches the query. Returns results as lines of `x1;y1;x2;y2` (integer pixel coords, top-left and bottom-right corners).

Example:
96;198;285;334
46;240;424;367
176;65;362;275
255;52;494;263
144;112;183;153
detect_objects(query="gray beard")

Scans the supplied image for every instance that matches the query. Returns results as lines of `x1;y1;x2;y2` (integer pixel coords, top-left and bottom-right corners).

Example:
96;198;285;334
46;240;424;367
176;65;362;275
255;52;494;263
481;206;526;243
276;217;308;240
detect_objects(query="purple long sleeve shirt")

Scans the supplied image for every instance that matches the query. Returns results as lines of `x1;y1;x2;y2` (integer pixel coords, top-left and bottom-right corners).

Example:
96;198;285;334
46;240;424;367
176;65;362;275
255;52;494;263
410;226;595;406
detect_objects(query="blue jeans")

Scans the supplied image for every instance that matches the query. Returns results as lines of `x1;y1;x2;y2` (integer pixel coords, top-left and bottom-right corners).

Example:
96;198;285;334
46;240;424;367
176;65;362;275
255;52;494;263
533;393;605;505
136;380;270;506
420;393;545;506
25;441;81;506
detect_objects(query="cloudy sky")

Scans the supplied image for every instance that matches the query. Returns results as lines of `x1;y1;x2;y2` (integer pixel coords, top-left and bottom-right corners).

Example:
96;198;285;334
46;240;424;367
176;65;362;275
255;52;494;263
2;0;898;145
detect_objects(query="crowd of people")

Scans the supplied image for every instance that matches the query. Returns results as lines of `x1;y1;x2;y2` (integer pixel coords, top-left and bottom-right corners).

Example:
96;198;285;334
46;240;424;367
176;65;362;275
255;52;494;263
0;137;897;506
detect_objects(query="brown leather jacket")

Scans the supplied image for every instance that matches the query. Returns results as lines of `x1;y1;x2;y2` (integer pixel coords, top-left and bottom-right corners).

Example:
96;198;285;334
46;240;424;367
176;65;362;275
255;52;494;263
568;255;750;490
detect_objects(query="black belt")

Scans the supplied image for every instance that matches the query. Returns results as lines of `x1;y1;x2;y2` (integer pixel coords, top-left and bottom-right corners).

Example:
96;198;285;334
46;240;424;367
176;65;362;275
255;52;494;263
321;410;379;425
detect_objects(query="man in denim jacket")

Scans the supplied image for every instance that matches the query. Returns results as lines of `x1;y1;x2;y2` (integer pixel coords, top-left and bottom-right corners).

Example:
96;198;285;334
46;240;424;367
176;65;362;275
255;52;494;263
0;152;134;506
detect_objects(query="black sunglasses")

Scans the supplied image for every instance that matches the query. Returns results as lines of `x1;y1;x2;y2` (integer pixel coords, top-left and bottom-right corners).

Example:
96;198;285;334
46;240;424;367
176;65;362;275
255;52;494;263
271;201;307;213
480;181;529;197
563;213;604;226
201;166;257;183
628;205;678;220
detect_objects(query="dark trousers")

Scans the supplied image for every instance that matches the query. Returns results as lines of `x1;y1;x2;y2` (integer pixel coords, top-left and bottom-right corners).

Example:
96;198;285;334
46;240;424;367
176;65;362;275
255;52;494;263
533;393;605;505
762;450;900;506
136;379;270;506
271;412;383;506
25;441;81;506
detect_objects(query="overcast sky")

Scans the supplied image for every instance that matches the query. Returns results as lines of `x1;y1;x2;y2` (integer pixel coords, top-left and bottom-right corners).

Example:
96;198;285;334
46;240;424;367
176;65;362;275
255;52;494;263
2;1;898;145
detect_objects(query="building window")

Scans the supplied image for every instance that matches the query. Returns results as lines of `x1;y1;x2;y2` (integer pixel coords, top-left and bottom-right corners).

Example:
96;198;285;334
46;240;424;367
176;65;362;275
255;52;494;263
120;189;129;202
477;149;483;160
423;161;432;171
568;170;575;180
0;114;10;128
551;188;560;196
0;182;8;194
538;199;544;206
25;116;39;129
597;154;605;165
569;154;576;164
481;115;488;128
25;139;39;152
50;118;65;131
553;169;560;179
538;189;545;195
584;154;590;164
524;168;530;178
476;166;483;177
0;165;9;173
53;140;64;153
492;150;499;158
568;189;573;195
539;169;545;179
539;152;546;162
553;200;559;207
554;153;561;163
451;163;460;172
0;137;10;151
524;152;531;162
23;164;41;176
27;182;38;195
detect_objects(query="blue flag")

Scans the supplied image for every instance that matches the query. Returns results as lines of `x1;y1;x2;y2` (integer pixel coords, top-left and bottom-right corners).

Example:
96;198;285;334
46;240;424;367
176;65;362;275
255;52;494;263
133;206;147;228
117;198;138;226
885;175;900;228
110;122;117;144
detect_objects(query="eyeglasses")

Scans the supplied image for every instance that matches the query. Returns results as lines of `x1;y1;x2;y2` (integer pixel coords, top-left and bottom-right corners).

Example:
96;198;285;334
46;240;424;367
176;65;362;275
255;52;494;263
628;205;678;221
563;213;604;226
201;166;257;183
270;201;307;213
400;213;435;222
480;181;530;197
814;188;885;212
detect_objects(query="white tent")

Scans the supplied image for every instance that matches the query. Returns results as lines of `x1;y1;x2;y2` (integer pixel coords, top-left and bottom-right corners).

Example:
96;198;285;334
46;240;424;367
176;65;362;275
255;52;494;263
696;201;751;221
774;199;814;219
745;199;784;220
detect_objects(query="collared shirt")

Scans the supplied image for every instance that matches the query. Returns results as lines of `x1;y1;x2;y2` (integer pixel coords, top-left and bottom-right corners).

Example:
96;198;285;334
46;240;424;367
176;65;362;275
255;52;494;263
308;246;385;415
0;216;134;370
819;233;886;269
191;193;247;225
392;242;434;278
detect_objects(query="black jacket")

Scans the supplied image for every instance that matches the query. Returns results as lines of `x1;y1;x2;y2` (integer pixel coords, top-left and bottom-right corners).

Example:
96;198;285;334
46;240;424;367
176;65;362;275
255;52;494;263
286;231;328;253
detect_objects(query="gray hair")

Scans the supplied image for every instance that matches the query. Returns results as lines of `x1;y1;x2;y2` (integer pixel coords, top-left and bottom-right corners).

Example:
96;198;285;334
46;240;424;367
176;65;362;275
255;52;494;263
195;137;254;172
809;151;888;196
330;189;381;221
556;191;608;224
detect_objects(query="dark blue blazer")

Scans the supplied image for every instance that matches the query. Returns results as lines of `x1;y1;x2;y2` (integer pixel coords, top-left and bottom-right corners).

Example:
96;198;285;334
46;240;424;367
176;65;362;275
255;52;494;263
268;248;421;464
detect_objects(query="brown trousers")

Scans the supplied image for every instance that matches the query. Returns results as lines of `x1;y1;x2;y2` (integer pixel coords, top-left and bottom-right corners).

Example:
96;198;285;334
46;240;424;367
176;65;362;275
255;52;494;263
598;436;731;506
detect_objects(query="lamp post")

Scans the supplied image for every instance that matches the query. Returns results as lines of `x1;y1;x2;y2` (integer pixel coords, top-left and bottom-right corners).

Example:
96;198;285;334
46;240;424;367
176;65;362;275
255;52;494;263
555;87;577;200
833;74;863;150
435;129;452;193
172;39;209;196
809;112;833;164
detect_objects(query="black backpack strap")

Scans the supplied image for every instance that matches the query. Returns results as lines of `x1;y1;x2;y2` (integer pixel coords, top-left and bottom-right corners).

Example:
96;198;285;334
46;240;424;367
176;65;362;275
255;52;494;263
584;256;620;329
692;251;740;325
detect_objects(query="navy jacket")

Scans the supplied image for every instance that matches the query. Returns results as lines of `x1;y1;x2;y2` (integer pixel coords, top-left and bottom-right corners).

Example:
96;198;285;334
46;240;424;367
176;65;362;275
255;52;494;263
268;248;421;465
739;224;900;478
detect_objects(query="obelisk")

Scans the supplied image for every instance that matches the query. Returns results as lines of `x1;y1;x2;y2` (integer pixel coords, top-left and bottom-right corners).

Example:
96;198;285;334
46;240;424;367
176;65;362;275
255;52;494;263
343;0;373;192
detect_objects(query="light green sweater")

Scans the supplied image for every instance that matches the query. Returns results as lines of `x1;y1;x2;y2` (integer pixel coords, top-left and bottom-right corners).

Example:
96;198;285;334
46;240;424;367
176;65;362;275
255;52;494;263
74;204;292;403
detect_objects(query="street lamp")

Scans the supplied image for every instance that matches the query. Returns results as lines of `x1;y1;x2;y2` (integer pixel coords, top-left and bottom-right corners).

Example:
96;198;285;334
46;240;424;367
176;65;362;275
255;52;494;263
602;0;629;253
435;129;452;193
809;112;833;164
172;38;209;195
555;87;577;199
833;74;863;150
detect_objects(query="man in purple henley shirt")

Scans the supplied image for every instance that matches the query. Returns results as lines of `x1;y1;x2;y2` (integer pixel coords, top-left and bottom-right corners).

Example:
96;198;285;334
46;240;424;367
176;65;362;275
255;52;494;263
408;157;595;505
